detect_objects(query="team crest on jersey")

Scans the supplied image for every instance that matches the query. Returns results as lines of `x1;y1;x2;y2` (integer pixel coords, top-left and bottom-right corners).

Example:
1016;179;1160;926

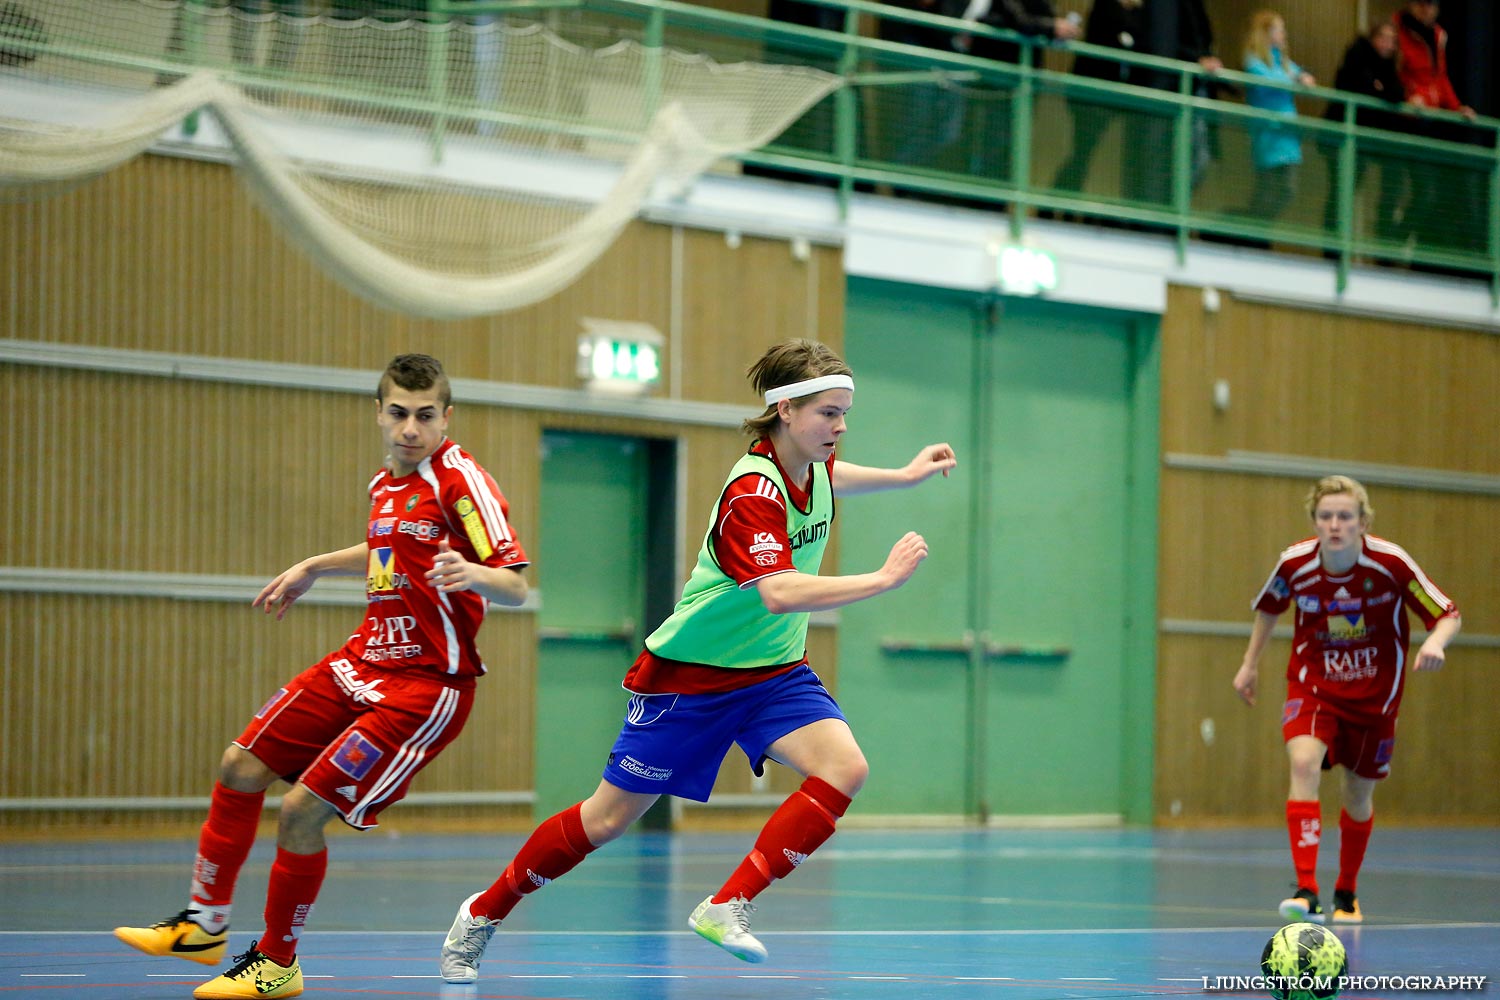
406;494;420;511
331;730;382;781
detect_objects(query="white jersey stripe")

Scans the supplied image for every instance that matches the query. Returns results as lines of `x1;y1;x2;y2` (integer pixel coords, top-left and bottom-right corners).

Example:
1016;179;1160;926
348;686;459;826
1366;536;1454;610
444;448;513;545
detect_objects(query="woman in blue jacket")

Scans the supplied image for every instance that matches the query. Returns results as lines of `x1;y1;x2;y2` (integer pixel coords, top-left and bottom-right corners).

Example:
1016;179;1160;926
1239;10;1315;224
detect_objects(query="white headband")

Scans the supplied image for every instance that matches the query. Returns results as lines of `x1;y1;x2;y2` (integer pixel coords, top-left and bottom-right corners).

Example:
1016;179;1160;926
763;374;854;406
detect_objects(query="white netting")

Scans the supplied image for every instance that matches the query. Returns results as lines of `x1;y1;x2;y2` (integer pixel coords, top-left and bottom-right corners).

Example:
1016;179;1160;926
0;1;841;316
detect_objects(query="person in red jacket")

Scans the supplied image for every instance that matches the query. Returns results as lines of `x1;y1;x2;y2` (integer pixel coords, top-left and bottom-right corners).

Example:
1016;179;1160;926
1393;0;1475;120
1391;0;1483;262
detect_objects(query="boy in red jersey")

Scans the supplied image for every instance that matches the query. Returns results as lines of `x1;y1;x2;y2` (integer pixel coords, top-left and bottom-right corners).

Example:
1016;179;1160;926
438;339;956;982
115;354;529;999
1233;475;1459;925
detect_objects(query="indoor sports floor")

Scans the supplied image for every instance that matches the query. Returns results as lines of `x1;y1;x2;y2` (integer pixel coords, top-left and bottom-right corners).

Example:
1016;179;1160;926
1;826;1495;998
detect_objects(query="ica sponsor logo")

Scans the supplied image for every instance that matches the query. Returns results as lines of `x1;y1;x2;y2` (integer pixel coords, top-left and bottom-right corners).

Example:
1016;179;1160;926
748;531;784;555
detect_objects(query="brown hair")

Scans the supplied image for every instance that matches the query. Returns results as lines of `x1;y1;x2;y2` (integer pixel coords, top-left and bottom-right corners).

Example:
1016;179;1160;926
376;353;451;408
1305;474;1374;525
741;340;853;438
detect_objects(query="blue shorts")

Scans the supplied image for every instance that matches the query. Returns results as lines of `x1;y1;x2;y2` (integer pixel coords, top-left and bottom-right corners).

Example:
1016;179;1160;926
602;664;845;803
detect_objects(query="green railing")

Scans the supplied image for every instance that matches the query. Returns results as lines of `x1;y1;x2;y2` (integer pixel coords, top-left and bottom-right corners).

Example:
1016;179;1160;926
442;0;1500;298
18;0;1500;299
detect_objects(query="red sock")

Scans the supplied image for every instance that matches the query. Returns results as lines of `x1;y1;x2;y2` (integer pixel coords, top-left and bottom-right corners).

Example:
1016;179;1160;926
1335;809;1373;896
473;803;595;921
1286;799;1322;894
258;847;327;967
713;776;852;904
189;782;265;922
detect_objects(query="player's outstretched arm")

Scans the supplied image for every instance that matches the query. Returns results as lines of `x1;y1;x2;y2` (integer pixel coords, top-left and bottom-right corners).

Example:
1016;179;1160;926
253;542;369;621
1232;611;1279;706
833;444;957;496
755;531;929;614
1414;613;1461;671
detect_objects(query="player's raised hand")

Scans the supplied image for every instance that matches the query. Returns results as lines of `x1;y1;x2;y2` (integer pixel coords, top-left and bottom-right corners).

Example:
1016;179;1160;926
880;531;929;590
905;444;958;483
253;563;317;621
427;538;478;593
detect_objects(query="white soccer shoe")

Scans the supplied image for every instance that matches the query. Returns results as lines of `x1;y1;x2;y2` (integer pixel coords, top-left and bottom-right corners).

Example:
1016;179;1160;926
688;895;768;963
439;892;498;984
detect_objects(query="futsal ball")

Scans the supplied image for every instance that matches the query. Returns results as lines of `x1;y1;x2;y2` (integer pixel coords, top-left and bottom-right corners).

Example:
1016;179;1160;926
1260;922;1347;1000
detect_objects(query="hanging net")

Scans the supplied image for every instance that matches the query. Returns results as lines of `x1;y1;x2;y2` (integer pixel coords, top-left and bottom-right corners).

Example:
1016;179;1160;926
0;1;841;317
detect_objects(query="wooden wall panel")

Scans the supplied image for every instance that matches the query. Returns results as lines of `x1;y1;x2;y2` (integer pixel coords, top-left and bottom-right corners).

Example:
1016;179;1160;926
2;151;846;833
1158;634;1500;823
0;595;534;824
1157;283;1500;824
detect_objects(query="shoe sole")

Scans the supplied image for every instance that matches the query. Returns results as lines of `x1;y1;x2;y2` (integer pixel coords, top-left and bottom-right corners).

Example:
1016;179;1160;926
688;920;767;963
113;928;225;966
1277;902;1325;924
1331;912;1363;924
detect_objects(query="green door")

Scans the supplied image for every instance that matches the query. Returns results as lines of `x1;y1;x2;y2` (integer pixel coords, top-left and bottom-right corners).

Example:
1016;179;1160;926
838;279;1158;822
534;431;648;819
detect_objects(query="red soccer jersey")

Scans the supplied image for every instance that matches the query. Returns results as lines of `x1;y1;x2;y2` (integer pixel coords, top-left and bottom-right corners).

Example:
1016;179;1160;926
1252;533;1456;717
345;438;528;679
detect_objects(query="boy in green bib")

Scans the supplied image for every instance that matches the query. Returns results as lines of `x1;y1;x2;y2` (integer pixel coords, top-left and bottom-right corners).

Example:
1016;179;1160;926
441;340;956;977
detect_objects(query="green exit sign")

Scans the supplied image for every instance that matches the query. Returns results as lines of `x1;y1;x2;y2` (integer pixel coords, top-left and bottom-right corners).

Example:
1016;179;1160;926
997;245;1058;296
577;320;663;393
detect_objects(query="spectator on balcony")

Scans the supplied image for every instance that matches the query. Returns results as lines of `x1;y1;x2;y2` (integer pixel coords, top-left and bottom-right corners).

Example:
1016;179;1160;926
1318;21;1410;252
958;0;1081;184
875;0;967;174
1233;10;1314;235
1392;0;1484;264
1043;0;1222;224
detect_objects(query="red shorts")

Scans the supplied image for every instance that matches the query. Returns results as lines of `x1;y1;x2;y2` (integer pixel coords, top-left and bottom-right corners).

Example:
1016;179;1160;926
235;649;474;829
1280;684;1397;780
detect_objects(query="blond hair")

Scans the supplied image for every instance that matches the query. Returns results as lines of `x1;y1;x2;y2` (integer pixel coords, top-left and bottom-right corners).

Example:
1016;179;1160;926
1244;9;1283;66
1305;475;1374;525
741;340;853;438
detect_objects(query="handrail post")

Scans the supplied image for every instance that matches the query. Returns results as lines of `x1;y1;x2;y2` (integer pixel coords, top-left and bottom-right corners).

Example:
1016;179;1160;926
643;5;664;126
834;5;860;220
1490;132;1500;308
181;0;209;137
1335;100;1356;295
427;3;452;164
1172;67;1192;264
1007;39;1034;241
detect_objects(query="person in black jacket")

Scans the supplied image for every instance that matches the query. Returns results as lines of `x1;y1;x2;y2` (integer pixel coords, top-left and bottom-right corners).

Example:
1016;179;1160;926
1044;0;1221;220
1318;21;1410;249
959;0;1080;183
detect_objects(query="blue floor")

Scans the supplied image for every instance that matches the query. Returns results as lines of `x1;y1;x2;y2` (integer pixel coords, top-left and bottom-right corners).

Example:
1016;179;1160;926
2;826;1496;998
